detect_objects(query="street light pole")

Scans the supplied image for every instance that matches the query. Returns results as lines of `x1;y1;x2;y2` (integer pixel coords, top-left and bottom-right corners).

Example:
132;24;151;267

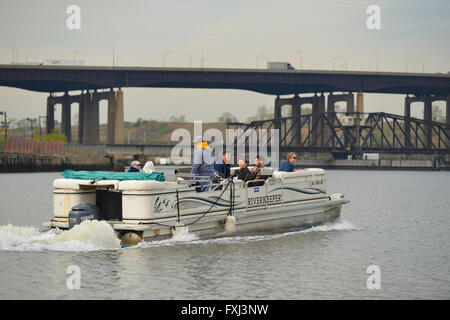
256;54;263;68
163;51;170;67
185;53;192;67
0;111;7;149
406;59;415;72
116;56;123;66
200;48;205;68
370;53;379;72
333;57;347;70
6;43;15;64
109;47;116;67
25;53;32;63
295;51;303;70
39;115;47;136
416;61;425;73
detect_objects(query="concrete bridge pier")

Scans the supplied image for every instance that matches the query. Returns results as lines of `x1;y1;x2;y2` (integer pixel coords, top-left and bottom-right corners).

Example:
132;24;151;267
274;93;327;148
356;92;364;113
311;94;325;147
327;92;355;114
404;96;412;150
291;94;302;146
110;89;124;145
61;92;71;142
404;94;449;151
424;96;433;151
46;95;55;135
447;95;450;150
45;89;124;144
81;92;93;144
77;91;85;143
326;92;356;149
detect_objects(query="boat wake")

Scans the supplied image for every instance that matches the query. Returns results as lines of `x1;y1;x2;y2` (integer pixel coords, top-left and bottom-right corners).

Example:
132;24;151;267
136;217;360;249
0;218;359;251
0;220;121;252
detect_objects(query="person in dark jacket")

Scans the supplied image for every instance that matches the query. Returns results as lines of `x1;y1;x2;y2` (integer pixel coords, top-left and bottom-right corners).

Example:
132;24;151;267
128;160;141;172
237;159;250;181
214;151;231;178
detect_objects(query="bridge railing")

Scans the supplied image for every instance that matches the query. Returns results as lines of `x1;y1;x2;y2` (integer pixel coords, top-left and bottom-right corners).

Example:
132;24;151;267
0;137;106;157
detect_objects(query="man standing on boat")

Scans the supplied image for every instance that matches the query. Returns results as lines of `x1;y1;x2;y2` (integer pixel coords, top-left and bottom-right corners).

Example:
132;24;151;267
278;153;297;172
191;136;215;191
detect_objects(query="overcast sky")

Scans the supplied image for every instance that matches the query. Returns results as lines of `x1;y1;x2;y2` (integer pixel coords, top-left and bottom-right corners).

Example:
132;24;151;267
0;0;449;123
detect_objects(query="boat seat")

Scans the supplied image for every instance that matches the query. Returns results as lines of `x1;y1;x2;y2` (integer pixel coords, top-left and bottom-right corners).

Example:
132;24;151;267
53;178;121;190
119;180;180;191
273;168;325;180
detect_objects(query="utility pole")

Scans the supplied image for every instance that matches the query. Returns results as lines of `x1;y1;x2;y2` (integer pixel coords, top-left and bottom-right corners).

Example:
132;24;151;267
39;115;47;136
109;47;116;67
0;110;8;149
370;53;379;72
295;51;303;70
185;53;192;67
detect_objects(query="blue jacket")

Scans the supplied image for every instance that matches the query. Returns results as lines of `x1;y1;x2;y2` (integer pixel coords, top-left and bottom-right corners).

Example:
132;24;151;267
214;162;231;178
191;146;215;178
279;160;295;172
128;166;140;172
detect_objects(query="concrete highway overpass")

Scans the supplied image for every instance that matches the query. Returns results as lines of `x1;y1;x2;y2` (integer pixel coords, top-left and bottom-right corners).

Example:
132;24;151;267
0;64;449;95
0;64;449;146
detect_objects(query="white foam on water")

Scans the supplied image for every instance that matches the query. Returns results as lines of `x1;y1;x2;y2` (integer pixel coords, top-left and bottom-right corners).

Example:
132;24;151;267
300;217;361;233
135;217;359;248
0;220;121;252
135;225;199;249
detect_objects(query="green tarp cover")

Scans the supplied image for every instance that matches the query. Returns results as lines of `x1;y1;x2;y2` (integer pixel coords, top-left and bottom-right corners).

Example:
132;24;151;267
61;170;165;182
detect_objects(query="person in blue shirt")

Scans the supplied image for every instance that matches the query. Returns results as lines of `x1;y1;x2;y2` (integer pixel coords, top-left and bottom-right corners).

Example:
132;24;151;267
191;136;215;191
214;151;231;178
191;136;215;178
278;152;297;172
128;160;141;172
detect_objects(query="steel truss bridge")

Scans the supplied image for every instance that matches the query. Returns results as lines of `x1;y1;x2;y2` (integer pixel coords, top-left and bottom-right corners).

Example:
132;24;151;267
227;112;450;159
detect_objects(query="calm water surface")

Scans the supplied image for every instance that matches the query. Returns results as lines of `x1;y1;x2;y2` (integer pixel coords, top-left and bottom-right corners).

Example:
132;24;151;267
0;169;449;299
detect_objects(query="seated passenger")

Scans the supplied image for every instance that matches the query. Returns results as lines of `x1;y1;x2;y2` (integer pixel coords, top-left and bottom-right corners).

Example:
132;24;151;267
278;153;297;172
143;160;155;173
253;155;266;180
237;159;250;181
214;151;231;178
128;160;141;172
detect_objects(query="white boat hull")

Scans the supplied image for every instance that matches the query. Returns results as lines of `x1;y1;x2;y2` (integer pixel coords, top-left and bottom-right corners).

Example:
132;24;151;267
44;168;350;245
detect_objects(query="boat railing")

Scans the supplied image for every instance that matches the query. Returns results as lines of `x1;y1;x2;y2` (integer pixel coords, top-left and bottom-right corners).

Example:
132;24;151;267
175;173;214;190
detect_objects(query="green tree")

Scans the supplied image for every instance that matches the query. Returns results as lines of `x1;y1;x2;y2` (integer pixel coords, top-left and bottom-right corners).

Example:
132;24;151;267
169;114;186;122
246;105;274;122
41;129;67;143
421;105;445;122
133;117;145;128
217;112;235;123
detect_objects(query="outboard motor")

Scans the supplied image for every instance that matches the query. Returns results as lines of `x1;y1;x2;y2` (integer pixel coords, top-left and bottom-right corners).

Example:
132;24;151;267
68;204;102;229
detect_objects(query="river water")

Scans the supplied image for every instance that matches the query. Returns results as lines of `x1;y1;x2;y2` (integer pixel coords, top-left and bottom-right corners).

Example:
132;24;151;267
0;169;449;300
